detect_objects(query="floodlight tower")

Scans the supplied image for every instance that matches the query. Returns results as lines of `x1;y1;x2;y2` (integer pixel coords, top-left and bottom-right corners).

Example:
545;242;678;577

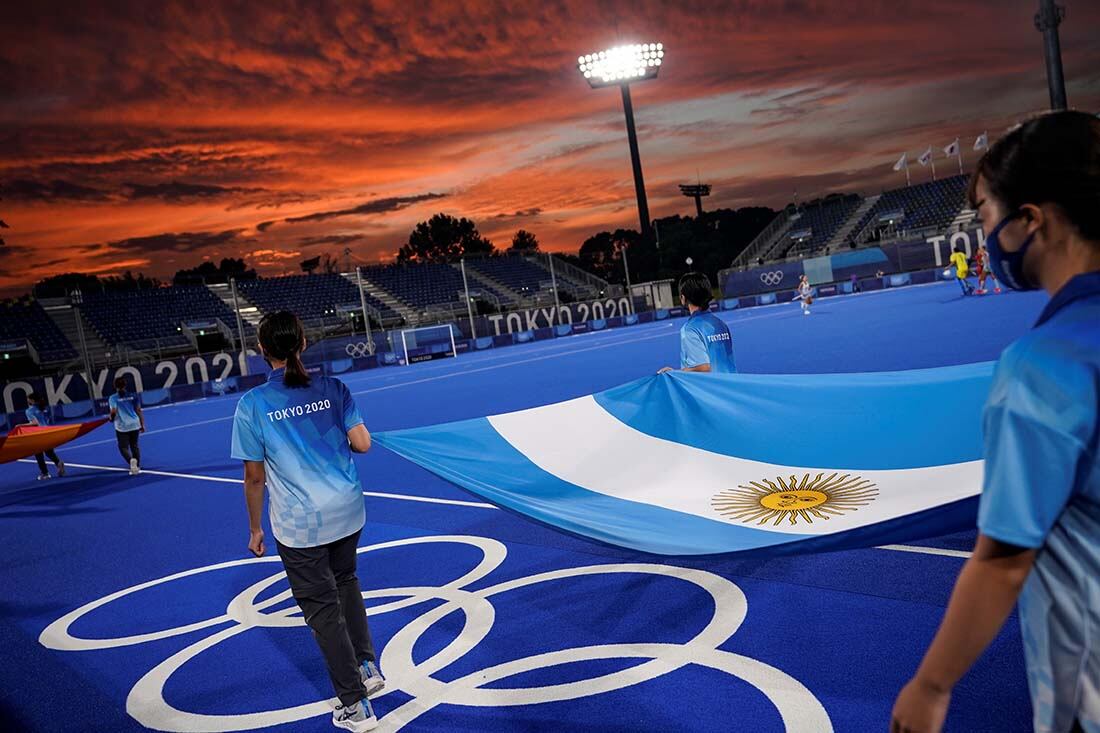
679;183;711;217
1035;0;1067;110
577;43;664;244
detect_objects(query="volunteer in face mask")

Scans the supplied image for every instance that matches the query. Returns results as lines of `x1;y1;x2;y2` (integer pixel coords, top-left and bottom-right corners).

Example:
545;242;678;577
891;110;1100;733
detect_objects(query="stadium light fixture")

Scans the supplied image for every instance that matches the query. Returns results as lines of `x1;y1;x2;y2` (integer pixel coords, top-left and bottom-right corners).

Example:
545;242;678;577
577;43;664;89
577;42;664;245
679;183;711;217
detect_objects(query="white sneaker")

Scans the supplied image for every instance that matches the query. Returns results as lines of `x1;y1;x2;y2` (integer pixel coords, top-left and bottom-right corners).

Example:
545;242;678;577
360;661;386;698
332;699;377;732
37;473;51;481
129;458;140;475
803;309;810;315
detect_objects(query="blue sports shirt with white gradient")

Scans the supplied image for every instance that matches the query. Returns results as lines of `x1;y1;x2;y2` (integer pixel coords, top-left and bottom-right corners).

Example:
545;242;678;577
108;392;142;432
680;311;736;373
25;404;50;426
231;368;366;548
976;271;1100;733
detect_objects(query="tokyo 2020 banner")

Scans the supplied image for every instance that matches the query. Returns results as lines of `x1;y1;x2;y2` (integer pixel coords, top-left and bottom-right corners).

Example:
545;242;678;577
1;351;249;414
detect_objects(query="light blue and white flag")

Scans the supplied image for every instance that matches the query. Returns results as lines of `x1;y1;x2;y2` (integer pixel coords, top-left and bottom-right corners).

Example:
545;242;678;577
375;364;992;556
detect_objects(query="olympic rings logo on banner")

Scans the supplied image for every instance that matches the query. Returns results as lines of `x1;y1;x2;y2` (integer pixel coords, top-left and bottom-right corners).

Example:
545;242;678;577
759;270;785;286
39;534;832;732
345;341;376;357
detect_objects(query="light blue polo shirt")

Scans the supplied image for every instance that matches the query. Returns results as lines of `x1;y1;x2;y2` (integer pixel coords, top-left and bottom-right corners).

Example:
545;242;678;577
681;311;736;373
231;368;366;548
25;404;51;426
108;392;142;432
977;271;1100;733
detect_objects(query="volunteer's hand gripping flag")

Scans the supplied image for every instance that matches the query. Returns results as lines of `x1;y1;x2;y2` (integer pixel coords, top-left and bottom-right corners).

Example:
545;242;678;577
375;365;990;556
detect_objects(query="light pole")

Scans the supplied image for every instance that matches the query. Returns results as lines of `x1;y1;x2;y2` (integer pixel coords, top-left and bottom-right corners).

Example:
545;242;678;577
69;288;98;407
578;43;664;244
1035;0;1067;110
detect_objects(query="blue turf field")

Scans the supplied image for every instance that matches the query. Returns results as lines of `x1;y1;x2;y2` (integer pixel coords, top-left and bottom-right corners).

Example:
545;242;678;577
1;282;1049;732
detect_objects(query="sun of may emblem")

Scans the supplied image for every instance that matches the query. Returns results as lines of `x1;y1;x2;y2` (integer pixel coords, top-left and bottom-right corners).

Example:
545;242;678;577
711;472;878;526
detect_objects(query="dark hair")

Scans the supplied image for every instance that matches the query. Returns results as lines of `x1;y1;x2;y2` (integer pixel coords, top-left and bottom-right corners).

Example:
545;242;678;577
258;311;311;388
114;376;128;393
678;271;713;308
968;110;1100;242
28;392;43;405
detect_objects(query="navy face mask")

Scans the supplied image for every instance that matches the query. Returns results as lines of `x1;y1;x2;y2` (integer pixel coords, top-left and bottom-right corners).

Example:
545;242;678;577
985;212;1038;291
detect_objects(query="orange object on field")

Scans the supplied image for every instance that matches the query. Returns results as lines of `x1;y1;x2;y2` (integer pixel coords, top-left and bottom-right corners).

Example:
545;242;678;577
0;418;109;463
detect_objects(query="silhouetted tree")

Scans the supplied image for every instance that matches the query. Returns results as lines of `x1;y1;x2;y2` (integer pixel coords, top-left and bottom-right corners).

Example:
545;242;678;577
571;207;775;286
33;272;105;298
101;271;160;291
0;205;8;247
173;257;256;285
509;229;539;253
399;213;494;263
299;255;321;274
578;231;616;282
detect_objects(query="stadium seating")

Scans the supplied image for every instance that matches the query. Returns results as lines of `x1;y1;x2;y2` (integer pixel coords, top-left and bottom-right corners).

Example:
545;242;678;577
780;195;863;258
238;273;398;322
362;263;484;309
81;287;241;349
466;256;555;299
848;175;968;243
0;298;77;362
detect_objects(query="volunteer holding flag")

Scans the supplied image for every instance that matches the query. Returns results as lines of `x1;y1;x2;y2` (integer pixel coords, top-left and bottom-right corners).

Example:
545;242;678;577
891;110;1100;733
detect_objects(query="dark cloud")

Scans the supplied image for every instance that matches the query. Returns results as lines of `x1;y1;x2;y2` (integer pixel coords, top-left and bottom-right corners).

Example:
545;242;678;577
491;208;542;219
123;181;255;200
106;228;248;253
279;193;447;226
297;234;368;247
2;179;110;202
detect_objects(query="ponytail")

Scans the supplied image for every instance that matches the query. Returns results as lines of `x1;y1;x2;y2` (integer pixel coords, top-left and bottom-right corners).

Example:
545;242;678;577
258;311;311;388
284;352;310;388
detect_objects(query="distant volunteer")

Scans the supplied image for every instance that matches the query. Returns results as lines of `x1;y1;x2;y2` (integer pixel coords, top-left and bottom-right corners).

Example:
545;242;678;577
230;311;383;733
109;376;145;474
891;110;1100;733
23;392;65;480
658;271;736;374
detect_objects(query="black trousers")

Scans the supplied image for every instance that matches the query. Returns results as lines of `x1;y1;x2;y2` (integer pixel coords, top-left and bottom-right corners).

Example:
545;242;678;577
276;528;376;707
115;430;141;464
34;449;60;475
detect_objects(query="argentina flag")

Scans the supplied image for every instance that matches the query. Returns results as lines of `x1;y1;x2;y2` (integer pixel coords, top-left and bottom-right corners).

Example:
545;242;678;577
374;363;991;556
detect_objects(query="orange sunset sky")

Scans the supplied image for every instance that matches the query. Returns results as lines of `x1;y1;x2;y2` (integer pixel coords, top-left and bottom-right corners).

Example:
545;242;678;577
2;0;1098;295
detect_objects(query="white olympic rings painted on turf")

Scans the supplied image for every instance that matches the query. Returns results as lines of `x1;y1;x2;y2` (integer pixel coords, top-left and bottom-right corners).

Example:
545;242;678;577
759;270;785;286
345;341;376;358
40;534;832;732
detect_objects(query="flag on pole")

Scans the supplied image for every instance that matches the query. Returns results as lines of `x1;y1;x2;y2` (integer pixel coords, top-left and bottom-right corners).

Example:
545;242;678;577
974;132;988;151
944;139;960;157
375;366;990;557
918;147;933;166
892;152;908;171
